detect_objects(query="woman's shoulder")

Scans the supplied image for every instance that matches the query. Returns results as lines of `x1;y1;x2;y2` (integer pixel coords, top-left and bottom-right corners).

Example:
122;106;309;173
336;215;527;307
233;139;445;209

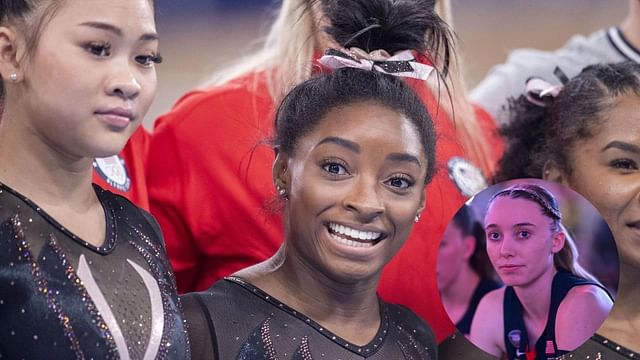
555;271;613;313
563;283;613;306
187;277;259;309
95;184;149;220
468;287;506;357
384;302;436;344
471;286;505;327
557;282;613;322
383;302;437;358
94;185;167;246
555;283;614;351
385;302;431;328
481;286;506;305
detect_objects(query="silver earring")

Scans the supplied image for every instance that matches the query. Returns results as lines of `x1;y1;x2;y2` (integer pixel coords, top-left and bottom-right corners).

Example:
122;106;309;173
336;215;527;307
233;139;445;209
277;186;287;198
9;73;17;82
414;214;421;223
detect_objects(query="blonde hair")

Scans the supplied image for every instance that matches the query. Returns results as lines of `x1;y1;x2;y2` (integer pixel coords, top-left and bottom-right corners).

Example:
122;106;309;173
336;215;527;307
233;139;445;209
431;0;495;176
555;224;601;284
205;0;494;176
203;0;316;101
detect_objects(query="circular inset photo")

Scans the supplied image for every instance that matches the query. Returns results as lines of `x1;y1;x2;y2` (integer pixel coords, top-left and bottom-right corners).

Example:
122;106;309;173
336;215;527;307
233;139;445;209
437;179;618;359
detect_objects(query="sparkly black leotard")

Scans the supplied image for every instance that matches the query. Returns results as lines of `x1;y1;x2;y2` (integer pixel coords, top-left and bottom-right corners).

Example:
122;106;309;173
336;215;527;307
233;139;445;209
564;334;639;359
182;276;437;360
0;183;189;359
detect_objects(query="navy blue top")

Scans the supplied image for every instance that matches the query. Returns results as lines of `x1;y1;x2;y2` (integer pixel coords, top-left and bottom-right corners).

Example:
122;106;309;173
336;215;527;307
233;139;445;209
456;278;502;335
503;270;611;360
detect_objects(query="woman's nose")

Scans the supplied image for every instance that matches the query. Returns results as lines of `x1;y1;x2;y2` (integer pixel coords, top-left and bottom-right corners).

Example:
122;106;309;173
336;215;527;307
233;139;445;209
342;177;385;222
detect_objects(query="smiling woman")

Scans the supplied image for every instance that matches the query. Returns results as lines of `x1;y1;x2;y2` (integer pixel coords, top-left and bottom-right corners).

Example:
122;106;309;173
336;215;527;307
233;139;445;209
180;67;438;359
493;62;640;358
147;0;503;344
0;0;188;358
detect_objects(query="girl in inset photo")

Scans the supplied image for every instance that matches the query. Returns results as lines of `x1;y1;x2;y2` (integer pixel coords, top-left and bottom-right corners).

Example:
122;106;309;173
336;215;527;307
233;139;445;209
470;184;614;359
495;61;640;358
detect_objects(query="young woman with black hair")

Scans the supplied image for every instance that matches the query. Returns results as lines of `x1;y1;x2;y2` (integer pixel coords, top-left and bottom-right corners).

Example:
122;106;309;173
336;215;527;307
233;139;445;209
182;63;439;359
147;0;502;342
0;0;189;358
493;62;640;358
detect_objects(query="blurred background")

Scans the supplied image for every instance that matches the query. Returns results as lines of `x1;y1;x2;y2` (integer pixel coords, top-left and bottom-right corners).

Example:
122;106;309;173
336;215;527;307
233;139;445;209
148;0;627;127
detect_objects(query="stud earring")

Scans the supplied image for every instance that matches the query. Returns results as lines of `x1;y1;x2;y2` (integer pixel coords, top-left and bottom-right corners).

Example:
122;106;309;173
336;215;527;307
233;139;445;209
277;186;287;199
414;214;421;223
9;73;17;82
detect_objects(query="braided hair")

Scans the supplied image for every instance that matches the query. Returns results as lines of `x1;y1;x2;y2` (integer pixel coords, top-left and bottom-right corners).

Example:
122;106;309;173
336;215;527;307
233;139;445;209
494;62;640;182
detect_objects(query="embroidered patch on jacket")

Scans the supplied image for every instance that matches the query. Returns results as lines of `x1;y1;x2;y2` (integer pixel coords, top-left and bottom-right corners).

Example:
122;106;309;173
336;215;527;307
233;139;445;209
93;155;131;192
447;157;487;197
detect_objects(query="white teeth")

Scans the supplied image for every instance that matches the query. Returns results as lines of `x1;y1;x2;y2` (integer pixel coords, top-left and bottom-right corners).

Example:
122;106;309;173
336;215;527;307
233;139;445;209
330;233;374;248
328;223;382;241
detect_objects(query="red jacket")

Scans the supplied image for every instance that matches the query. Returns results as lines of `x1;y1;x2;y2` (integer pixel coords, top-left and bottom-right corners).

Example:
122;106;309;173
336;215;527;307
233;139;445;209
147;72;503;342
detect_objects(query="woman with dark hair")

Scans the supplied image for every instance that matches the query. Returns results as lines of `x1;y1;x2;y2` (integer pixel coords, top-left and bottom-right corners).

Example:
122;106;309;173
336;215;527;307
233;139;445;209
492;62;640;358
437;204;501;336
147;0;502;341
0;0;189;358
182;66;439;359
470;185;613;359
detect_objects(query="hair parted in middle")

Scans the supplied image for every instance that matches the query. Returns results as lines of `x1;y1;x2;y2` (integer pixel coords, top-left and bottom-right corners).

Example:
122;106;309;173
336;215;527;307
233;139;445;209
274;67;436;184
487;184;600;284
494;61;640;183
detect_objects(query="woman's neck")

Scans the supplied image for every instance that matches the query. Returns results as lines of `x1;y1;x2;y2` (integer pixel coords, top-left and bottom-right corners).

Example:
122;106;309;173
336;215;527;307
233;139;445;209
513;267;557;322
440;264;481;322
241;244;381;346
0;111;94;204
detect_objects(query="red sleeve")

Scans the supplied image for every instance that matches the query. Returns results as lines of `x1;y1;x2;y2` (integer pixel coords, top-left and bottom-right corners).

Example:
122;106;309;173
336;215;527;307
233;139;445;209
147;91;208;293
147;80;283;294
474;104;504;176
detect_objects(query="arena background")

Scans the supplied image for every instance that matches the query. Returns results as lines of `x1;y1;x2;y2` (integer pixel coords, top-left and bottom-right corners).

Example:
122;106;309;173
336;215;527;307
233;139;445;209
147;0;627;127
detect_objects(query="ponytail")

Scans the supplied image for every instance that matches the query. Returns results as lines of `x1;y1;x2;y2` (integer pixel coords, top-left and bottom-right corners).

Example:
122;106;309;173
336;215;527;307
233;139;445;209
554;224;601;285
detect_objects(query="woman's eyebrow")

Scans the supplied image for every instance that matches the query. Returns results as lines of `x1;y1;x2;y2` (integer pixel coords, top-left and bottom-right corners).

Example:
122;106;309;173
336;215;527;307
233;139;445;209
78;21;159;41
316;136;360;153
601;140;640;154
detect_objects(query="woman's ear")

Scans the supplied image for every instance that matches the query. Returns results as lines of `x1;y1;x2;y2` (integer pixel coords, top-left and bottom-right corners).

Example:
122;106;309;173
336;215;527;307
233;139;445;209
551;230;566;254
415;191;426;222
272;149;291;196
462;235;477;261
542;160;569;186
0;26;25;82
